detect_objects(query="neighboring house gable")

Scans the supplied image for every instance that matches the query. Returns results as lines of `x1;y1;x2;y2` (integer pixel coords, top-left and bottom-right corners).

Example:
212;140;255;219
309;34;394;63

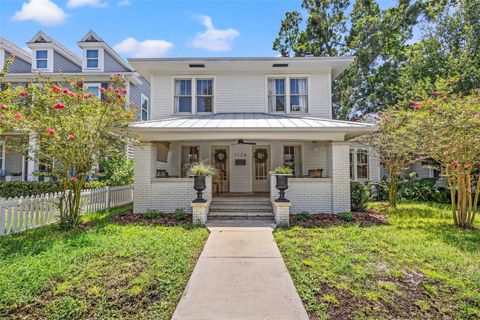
4;51;31;73
0;36;32;73
53;51;82;73
104;51;129;72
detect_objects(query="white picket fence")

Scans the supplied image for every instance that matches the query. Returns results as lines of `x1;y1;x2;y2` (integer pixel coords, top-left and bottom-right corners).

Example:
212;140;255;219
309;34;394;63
0;185;133;236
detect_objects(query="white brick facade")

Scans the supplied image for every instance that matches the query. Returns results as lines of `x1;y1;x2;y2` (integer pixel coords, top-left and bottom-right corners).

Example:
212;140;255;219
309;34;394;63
272;201;291;227
329;142;351;213
134;143;212;213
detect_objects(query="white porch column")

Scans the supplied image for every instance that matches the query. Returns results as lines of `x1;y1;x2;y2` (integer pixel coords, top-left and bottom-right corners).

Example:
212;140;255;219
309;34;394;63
329;141;351;213
27;134;39;181
133;143;156;213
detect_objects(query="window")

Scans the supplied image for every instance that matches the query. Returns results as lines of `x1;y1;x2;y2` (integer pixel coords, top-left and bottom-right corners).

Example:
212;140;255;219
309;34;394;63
283;146;302;177
356;149;369;179
85;83;101;97
181;146;200;177
290;78;308;112
196;79;213;113
268;78;286;112
36;50;48;69
86;49;99;69
141;94;149;121
175;79;192;113
350;150;354;180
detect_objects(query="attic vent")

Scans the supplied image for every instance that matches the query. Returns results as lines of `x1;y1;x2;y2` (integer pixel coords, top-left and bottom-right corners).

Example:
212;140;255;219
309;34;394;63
189;64;205;68
272;63;288;67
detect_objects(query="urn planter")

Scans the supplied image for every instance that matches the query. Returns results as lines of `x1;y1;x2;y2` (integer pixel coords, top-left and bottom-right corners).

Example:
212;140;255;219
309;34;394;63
275;174;292;202
193;175;207;203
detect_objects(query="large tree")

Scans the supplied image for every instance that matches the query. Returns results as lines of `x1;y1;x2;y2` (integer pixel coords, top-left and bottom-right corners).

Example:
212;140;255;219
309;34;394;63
273;0;446;119
0;57;136;229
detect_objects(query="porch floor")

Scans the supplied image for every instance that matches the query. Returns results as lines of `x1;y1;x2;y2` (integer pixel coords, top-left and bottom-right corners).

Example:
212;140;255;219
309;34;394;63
213;192;269;198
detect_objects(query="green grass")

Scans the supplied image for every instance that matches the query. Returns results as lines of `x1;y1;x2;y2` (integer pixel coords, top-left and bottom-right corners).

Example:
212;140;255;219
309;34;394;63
274;202;480;319
0;205;209;319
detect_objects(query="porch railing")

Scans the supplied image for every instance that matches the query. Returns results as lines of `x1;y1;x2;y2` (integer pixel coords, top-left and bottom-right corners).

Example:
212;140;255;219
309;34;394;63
0;185;133;236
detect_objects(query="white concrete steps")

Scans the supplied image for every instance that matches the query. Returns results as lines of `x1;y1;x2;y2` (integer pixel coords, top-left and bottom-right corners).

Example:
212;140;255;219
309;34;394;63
209;195;274;221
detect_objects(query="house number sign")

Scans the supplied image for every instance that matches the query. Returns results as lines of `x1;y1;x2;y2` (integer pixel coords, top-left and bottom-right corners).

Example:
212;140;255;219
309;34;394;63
232;152;247;157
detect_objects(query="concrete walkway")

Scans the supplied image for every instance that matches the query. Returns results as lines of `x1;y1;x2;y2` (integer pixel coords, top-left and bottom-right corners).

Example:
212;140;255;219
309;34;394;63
172;225;309;320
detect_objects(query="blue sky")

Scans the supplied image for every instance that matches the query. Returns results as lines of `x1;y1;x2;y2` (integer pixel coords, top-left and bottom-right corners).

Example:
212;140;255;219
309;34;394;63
0;0;396;59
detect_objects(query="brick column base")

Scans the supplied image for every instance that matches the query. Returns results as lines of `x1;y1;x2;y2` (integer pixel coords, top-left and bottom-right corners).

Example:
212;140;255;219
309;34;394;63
191;201;210;225
272;201;291;227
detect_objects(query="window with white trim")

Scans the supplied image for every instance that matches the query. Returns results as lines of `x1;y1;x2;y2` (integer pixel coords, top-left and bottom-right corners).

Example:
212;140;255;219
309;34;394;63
174;79;192;113
141;94;149;121
268;78;286;112
283;145;302;177
181;146;200;177
86;49;99;69
290;78;308;112
196;79;213;113
350;148;369;181
36;50;48;69
84;83;101;97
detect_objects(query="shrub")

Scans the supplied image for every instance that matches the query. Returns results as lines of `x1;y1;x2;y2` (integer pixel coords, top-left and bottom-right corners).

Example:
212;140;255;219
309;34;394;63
0;181;60;199
399;176;449;203
369;177;389;201
296;211;311;221
351;182;371;212
338;212;355;222
83;181;107;190
97;156;134;186
274;166;294;175
173;208;187;221
145;209;164;219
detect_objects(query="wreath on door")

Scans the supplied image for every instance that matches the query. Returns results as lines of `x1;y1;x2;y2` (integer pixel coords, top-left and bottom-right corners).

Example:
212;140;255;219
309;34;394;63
214;149;227;164
254;148;268;164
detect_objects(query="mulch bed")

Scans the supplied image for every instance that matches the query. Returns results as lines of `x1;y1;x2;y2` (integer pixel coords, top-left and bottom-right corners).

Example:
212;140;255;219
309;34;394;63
291;211;387;227
110;213;192;226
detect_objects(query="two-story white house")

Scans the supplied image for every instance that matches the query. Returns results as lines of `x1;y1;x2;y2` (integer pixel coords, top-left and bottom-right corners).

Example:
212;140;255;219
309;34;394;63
128;57;378;225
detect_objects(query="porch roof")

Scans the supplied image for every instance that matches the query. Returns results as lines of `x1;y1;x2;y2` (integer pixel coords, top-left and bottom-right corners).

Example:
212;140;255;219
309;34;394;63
129;113;375;139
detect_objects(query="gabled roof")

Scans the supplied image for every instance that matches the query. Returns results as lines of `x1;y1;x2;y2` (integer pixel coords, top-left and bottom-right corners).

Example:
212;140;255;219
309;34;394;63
0;36;32;63
77;30;135;72
27;31;82;67
130;113;376;139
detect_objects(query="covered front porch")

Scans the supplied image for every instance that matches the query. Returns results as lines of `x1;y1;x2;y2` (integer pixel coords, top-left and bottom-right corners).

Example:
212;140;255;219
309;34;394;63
130;113;375;223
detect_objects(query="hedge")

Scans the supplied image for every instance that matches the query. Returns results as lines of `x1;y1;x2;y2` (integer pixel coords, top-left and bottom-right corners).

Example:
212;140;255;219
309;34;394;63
0;181;108;199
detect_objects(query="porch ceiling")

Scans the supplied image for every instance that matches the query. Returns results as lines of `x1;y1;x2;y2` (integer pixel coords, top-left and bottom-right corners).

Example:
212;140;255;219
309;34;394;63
129;113;376;141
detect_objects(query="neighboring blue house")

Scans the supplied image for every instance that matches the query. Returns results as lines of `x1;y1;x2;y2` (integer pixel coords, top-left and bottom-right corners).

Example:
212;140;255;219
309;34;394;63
0;31;150;181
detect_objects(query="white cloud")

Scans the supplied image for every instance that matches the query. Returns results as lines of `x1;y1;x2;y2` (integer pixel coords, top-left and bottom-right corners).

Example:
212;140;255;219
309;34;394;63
113;37;174;58
117;0;131;6
189;15;239;51
12;0;68;26
67;0;107;8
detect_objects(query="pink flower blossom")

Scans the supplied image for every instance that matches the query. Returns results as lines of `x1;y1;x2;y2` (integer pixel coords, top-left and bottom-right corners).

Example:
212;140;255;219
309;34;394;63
100;87;106;93
413;101;421;110
71;176;77;182
67;134;75;141
114;88;120;94
68;91;75;97
53;102;64;109
116;94;122;99
20;90;28;97
464;163;472;169
122;89;127;95
0;104;7;110
47;128;56;135
433;90;441;96
84;92;93;99
63;88;69;94
14;113;23;120
451;161;458;168
52;85;61;92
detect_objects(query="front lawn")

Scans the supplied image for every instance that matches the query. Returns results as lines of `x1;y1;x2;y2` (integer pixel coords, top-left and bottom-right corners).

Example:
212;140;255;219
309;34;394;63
0;205;209;319
275;202;480;319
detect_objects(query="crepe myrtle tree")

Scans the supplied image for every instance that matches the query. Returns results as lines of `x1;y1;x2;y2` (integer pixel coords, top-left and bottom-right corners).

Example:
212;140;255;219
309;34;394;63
362;109;419;208
410;80;480;228
0;57;136;229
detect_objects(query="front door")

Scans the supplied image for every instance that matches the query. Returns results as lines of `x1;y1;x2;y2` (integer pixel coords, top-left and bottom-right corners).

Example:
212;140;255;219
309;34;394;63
212;146;229;192
252;145;270;192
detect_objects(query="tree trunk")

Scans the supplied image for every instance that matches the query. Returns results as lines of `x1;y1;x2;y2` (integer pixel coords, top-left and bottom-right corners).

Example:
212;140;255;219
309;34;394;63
388;168;398;208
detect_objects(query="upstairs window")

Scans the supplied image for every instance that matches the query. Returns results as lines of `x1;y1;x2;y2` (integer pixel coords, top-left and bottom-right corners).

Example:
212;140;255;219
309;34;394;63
36;50;48;69
175;79;192;113
290;78;308;112
196;79;213;113
86;50;99;69
141;94;149;121
268;78;286;112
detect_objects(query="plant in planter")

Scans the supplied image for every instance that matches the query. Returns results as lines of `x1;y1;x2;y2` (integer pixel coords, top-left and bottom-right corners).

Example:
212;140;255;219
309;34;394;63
189;163;216;203
274;166;293;202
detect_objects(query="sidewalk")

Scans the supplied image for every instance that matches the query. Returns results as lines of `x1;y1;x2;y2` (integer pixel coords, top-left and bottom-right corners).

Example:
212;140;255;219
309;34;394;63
172;226;309;320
